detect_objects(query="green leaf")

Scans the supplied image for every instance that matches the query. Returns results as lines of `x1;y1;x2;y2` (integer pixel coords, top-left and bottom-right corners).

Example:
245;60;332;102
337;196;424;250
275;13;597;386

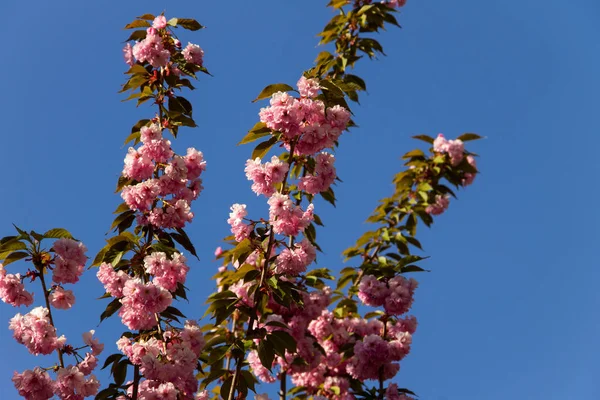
412;134;435;144
220;376;234;400
113;359;128;386
100;298;122;322
43;228;73;239
101;353;124;370
137;13;155;20
0;239;27;252
125;30;147;42
124;20;151;29
252;83;295;103
258;340;275;370
269;331;297;353
251;136;279;159
172;228;199;259
328;0;348;9
173;18;204;31
400;265;429;273
2;251;28;266
457;133;483;142
320;187;336;207
238;122;272;145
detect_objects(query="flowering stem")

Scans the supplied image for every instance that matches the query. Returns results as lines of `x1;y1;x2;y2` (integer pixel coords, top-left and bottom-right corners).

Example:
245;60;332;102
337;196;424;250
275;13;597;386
229;142;300;400
279;372;287;400
37;263;64;368
132;364;141;400
378;318;389;400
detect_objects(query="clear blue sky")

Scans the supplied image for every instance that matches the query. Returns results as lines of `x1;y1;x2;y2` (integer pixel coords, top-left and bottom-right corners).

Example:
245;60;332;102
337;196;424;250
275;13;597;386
1;1;599;399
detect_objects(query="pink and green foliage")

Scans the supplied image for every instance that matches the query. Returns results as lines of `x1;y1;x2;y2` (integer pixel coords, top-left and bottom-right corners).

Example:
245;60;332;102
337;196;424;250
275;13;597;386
0;1;482;400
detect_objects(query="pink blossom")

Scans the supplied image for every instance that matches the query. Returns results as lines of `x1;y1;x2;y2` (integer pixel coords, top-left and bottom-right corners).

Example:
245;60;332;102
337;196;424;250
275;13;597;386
181;320;205;356
182;43;204;66
82;330;104;356
275;239;316;276
230;280;253;307
119;280;172;330
297;76;321;98
347;334;395;380
268;193;314;236
259;92;304;139
184;148;206;180
123;147;155;181
123;43;135;67
298;152;337;194
133;29;170;68
248;350;276;383
96;263;130;298
227;204;252;242
383;276;417;316
12;368;54;400
326;105;351;130
139;138;173;164
425;194;450;216
245;156;289;197
387;0;407;7
446;139;465;166
53;366;85;399
357;275;389;307
144;252;189;291
0;265;34;307
214;247;223;257
148;199;194;229
121;180;161;211
49;286;76;310
153;15;168;30
432;133;464;166
462;155;477;186
9;307;66;355
77;353;98;375
386;383;414;400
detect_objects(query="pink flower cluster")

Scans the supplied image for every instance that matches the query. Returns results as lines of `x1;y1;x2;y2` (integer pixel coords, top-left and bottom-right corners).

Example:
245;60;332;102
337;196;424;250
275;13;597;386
123;18;205;73
0;264;34;307
245;156;289;197
96;263;130;298
182;43;204;66
52;238;87;285
97;251;191;330
116;320;205;400
425;194;450;216
121;123;206;229
433;133;464;166
462;155;477;186
385;383;414;400
11;368;54;400
144;252;189;291
268;193;314;237
258;77;350;156
358;275;418;316
13;362;102;400
53;366;100;400
132;28;171;68
298;152;337;195
119;279;172;330
255;288;417;399
9;306;66;355
275;239;316;276
49;286;76;310
227;204;253;242
384;0;407;7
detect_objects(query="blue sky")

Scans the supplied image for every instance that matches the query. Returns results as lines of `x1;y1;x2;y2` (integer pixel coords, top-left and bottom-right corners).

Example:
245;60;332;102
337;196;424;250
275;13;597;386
1;0;599;399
